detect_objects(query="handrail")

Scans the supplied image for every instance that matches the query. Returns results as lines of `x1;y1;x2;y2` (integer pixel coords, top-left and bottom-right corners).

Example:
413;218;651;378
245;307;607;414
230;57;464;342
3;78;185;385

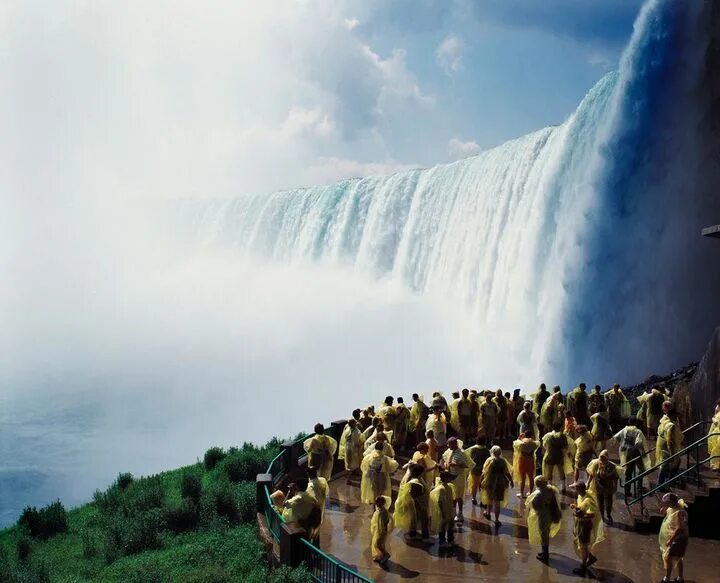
624;431;720;515
299;538;374;583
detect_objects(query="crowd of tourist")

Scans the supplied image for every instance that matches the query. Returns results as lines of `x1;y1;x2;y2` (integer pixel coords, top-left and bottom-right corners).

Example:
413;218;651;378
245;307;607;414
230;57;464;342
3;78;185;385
272;385;720;582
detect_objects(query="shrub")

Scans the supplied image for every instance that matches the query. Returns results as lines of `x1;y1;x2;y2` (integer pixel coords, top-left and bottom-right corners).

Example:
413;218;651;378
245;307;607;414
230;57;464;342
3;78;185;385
181;473;202;504
17;501;68;540
236;482;256;522
17;536;31;561
214;484;239;523
116;472;135;490
102;509;163;562
178;565;232;583
94;486;121;514
81;529;99;558
204;447;226;470
120;476;165;516
164;498;199;533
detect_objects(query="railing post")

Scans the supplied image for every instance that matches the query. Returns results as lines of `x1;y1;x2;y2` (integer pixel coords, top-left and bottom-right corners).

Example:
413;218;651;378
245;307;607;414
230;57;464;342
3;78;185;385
256;473;273;514
280;522;307;568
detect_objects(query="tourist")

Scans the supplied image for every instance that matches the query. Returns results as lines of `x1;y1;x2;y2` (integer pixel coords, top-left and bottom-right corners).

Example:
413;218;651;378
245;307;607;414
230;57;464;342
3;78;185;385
426;408;447;448
564;411;578;440
425;429;440;462
480;393;499;443
377;396;397;437
466;435;491;506
526;476;562;563
493;389;510;440
409;393;430;447
708;399;720;471
360;442;399;506
570;481;604;576
533;383;551;424
587;450;619;525
540;392;563;433
605;383;631;432
480;445;514;527
457;388;474;442
432;391;448;414
395;467;429;541
306;465;329;540
590;411;612;454
304;424;338;481
440;437;470;523
370;495;393;564
364;431;395;458
640;387;666;438
270;489;286;513
517;400;539;438
430;471;456;549
410;441;437;492
469;391;481;440
394;397;410;451
362;417;382;443
573;425;594;483
588;385;606;416
658;493;689;583
338;418;364;484
657;408;683;490
282;478;317;527
542;421;573;492
567;383;590;427
358;408;373;432
511;389;524;435
512;431;540;498
614;416;651;497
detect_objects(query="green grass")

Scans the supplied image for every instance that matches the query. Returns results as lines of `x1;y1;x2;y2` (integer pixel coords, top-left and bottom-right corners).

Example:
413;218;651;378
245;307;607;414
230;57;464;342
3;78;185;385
0;442;312;583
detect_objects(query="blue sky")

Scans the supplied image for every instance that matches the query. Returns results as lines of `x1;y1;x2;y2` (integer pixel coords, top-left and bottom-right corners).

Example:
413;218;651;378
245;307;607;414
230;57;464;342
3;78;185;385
0;0;644;200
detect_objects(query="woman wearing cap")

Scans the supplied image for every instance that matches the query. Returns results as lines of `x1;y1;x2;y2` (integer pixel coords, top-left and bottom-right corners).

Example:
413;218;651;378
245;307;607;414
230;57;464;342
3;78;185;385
480;445;514;527
570;481;604;576
659;492;689;583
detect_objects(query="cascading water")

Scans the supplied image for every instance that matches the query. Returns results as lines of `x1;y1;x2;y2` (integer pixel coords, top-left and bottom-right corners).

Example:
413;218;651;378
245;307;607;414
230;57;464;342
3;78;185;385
183;0;720;387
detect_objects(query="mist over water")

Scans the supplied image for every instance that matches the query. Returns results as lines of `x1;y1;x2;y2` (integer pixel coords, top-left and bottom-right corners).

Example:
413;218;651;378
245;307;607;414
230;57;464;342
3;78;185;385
2;0;719;526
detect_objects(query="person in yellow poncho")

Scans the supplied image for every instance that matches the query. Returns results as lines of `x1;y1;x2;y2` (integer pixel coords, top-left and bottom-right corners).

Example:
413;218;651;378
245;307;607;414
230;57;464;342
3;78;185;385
657;408;683;489
570;481;604;576
426;408;447;447
532;384;551;419
370;495;393;564
542;421;574;492
410;441;437;495
658;492;689;583
480;445;514;527
364;431;395;459
440;437;470;523
707;399;720;471
430;471;456;548
613;415;650;497
338;419;364;484
512;432;539;498
604;383;631;433
573;425;594;483
479;394;499;442
517;401;539;439
306;466;329;544
493;389;510;440
457;388;474;442
526;476;562;563
377;396;397;438
395;465;429;540
466;435;491;506
394;397;410;451
303;424;338;481
448;392;462;436
281;478;320;532
540;392;563;433
586;450;619;525
409;393;430;447
590;411;612;454
360;442;399;505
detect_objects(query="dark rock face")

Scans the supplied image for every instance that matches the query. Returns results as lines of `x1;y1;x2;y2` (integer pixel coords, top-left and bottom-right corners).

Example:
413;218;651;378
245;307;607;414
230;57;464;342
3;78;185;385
689;326;720;422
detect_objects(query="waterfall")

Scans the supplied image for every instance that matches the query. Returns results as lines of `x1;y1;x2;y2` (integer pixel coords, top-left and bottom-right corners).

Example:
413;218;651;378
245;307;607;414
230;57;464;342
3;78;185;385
182;0;720;387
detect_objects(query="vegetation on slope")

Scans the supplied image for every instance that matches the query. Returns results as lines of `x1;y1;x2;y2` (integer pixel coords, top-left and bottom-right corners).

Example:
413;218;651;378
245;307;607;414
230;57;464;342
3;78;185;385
0;440;311;583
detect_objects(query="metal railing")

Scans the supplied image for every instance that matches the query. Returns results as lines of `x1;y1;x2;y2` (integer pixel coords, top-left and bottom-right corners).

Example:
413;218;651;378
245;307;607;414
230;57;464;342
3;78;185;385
624;431;720;516
299;538;374;583
261;426;373;582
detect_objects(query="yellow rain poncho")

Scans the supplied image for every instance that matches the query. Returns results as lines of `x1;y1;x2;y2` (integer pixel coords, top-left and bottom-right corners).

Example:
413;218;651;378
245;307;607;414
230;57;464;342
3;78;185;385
393;482;417;531
480;456;513;508
307;476;329;520
526;485;562;546
656;418;682;469
338;424;364;472
658;501;689;561
448;398;461;434
614;425;651;471
441;445;471;499
429;481;455;535
409;397;429;432
303;434;338;481
411;450;437;493
426;413;447;446
370;498;394;560
394;403;410;445
363;438;395;459
517;410;539;439
573;493;604;555
281;491;316;525
377;404;397;434
360;450;399;504
604;389;631;421
542;430;574;478
709;412;720;470
574;432;594;470
512;438;539;483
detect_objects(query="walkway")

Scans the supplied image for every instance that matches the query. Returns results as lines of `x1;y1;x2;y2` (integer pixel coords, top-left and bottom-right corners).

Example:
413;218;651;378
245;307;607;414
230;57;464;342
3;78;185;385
318;446;720;582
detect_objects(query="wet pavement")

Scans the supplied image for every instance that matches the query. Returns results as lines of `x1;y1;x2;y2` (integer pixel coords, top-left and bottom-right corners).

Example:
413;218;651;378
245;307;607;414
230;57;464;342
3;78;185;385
319;453;720;582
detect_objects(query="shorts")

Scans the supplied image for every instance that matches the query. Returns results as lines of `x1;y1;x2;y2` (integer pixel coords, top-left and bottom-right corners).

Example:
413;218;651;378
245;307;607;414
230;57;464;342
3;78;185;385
666;537;688;558
518;455;535;476
576;450;593;470
576;519;593;546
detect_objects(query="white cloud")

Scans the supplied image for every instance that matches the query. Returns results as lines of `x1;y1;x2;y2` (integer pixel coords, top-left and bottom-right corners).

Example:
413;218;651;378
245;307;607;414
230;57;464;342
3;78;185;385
436;34;464;74
343;17;360;30
587;51;613;69
281;107;335;139
448;138;481;159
